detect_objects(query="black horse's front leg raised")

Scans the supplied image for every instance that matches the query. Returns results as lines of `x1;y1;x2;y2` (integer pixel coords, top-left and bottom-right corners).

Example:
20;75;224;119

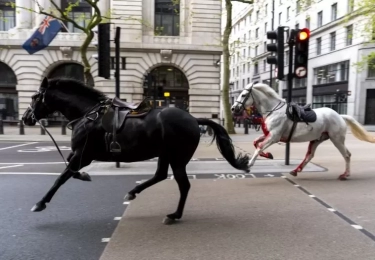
31;153;91;212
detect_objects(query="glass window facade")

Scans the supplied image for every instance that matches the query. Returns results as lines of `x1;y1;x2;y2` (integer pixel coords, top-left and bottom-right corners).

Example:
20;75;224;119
313;60;349;85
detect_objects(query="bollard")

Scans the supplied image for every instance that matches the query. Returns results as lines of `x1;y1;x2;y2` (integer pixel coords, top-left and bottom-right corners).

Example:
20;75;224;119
19;120;25;135
244;120;249;134
0;120;3;135
61;120;67;135
116;162;120;168
40;119;46;135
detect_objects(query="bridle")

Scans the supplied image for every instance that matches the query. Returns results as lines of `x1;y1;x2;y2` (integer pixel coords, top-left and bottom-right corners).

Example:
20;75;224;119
234;84;286;119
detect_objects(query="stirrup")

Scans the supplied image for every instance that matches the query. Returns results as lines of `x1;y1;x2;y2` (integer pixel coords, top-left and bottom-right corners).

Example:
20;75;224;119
110;141;121;153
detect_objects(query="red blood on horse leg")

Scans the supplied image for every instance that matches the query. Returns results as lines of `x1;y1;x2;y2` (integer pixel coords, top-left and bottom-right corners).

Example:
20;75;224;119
291;141;313;174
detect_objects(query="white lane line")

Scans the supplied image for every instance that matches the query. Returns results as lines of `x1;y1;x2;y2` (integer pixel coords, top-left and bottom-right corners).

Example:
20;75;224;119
114;217;122;220
327;208;336;212
0;142;38;151
0;162;66;165
308;195;316;198
123;201;130;205
352;225;363;230
101;238;110;243
0;165;23;170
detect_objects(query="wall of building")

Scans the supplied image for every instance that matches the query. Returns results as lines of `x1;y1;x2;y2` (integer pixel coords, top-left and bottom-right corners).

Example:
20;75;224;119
0;0;223;121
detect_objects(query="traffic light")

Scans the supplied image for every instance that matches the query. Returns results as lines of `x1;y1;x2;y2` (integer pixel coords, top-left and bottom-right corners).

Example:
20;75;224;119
266;26;285;80
294;28;310;79
92;23;111;79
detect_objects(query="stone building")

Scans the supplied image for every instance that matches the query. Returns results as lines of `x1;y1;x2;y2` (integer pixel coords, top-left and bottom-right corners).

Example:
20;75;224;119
0;0;222;122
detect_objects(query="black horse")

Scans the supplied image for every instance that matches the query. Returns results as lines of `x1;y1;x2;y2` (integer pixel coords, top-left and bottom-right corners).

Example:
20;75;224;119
22;77;250;224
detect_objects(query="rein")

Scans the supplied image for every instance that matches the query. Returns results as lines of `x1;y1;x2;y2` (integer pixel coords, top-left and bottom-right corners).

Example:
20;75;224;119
29;88;109;169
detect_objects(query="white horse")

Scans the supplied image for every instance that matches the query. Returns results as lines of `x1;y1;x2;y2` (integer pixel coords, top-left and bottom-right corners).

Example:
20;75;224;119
231;82;375;180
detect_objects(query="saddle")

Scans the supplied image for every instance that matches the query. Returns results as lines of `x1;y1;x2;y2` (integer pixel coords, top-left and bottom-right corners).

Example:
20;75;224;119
101;97;151;153
286;102;317;124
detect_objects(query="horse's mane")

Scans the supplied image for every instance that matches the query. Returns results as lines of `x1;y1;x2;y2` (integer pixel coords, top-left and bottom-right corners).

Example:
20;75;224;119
252;83;284;101
48;77;108;102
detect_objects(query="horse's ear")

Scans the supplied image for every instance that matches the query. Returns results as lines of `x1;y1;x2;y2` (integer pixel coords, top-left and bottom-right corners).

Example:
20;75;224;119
41;77;49;89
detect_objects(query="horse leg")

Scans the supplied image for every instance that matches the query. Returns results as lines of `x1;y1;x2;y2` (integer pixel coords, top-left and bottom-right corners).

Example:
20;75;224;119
248;133;278;168
64;151;92;182
163;164;190;224
125;153;169;200
330;136;351;180
31;152;92;212
253;135;274;159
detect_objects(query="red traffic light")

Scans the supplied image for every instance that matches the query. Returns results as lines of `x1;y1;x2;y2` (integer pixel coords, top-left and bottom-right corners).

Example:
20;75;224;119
298;28;310;41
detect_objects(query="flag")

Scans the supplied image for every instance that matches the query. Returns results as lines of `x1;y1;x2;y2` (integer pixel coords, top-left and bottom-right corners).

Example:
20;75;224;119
22;16;62;55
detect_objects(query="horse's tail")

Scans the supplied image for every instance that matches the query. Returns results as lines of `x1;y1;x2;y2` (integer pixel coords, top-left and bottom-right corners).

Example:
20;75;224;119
341;115;375;143
196;118;250;172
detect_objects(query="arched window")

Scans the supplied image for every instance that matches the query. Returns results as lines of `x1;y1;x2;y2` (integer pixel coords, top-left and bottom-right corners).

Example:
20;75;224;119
150;66;188;89
0;62;17;120
49;63;94;87
61;0;92;33
155;0;180;36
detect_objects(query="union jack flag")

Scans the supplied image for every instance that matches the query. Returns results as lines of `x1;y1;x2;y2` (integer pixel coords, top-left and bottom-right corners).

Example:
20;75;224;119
22;15;62;55
38;16;55;34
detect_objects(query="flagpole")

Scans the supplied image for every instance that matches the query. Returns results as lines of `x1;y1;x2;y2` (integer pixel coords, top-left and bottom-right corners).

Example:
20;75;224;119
58;20;70;33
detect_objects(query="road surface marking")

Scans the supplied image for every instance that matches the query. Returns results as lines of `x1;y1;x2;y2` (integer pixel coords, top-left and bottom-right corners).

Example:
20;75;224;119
282;175;375;242
352;225;363;230
114;217;122;220
0;142;38;151
101;238;110;243
123;201;130;205
0;165;23;170
0;162;65;165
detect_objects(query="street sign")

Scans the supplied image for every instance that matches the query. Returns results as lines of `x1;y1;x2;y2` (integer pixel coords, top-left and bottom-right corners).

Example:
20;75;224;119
295;66;307;78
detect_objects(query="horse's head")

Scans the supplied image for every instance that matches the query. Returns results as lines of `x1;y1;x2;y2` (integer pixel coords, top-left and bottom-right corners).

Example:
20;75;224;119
231;82;255;116
22;77;54;126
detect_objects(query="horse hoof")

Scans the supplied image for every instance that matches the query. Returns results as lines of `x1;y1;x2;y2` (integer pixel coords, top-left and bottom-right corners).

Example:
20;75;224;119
163;217;176;225
289;171;297;177
80;172;92;181
338;175;348;181
125;193;136;201
267;153;274;160
31;202;46;212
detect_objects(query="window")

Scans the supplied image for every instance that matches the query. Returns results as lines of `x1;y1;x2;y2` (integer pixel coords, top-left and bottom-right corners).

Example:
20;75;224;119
317;11;323;27
255;45;258;56
348;0;354;12
248;46;251;57
264;22;267;33
254;63;259;75
305;17;310;28
330;32;336;51
368;58;375;78
313;94;347;114
255;28;259;38
62;0;92;33
296;1;301;14
256;10;259;21
0;3;15;31
346;25;353;45
242;79;245;89
243;64;245;73
263;60;266;71
155;0;180;36
331;3;337;21
294;78;307;88
316;37;322;55
248;62;251;72
264;41;267;52
279;12;282;24
295;23;299;29
265;4;268;15
247;78;250;84
313;60;349;85
287;7;290;20
244;33;246;42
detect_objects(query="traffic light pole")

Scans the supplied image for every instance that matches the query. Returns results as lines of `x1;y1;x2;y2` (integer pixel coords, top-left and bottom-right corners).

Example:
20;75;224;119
114;26;121;169
269;0;275;88
285;30;296;166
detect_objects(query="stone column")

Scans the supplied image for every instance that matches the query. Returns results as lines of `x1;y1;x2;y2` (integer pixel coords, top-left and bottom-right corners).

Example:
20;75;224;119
15;0;32;28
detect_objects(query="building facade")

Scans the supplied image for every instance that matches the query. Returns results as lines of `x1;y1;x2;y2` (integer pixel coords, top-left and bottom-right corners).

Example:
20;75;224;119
225;0;375;124
0;0;222;123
